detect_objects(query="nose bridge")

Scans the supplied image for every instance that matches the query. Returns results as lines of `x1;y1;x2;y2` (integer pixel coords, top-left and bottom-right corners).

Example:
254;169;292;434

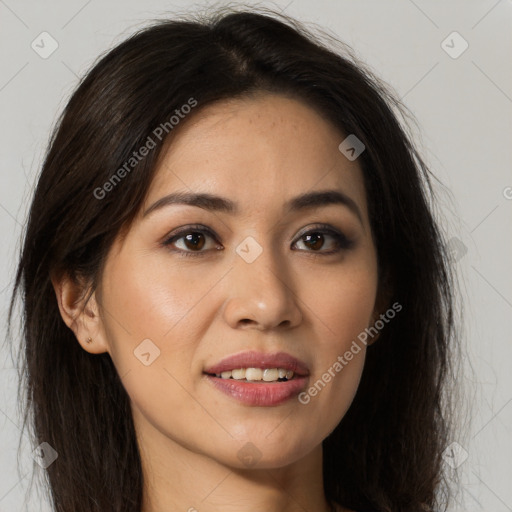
223;234;302;329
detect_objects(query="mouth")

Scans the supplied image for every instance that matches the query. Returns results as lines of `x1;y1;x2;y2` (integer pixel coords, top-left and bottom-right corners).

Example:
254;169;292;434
203;351;309;406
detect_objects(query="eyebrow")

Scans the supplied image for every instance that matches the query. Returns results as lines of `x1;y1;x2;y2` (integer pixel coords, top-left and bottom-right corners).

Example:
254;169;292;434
143;189;364;225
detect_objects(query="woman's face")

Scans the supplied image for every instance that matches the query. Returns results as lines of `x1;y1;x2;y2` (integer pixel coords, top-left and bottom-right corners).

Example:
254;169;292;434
94;92;379;469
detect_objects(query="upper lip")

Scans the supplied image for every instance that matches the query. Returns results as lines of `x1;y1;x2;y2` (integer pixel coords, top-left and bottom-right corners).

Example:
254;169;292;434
204;350;310;377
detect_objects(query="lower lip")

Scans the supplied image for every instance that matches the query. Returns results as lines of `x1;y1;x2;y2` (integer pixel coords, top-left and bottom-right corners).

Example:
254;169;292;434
204;374;308;406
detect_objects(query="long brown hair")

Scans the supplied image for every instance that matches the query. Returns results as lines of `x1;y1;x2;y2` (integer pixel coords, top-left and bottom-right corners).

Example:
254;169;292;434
8;5;467;511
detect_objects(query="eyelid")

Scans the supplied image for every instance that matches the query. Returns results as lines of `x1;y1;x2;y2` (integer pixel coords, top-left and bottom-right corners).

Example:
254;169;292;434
163;223;216;241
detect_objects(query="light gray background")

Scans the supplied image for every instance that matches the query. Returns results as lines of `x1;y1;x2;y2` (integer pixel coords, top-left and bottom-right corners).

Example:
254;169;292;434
1;1;511;511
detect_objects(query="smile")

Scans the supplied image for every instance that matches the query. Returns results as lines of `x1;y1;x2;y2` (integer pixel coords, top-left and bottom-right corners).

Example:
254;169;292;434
203;350;310;406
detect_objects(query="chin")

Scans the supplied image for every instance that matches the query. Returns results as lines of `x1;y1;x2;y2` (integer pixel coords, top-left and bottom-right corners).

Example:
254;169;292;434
209;432;318;471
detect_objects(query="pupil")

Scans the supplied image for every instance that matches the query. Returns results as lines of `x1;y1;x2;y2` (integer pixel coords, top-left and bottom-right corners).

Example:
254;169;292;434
304;233;323;250
185;233;205;251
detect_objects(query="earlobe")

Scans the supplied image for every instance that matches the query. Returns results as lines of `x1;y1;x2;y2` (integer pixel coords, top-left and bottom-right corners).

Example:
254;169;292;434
50;272;109;355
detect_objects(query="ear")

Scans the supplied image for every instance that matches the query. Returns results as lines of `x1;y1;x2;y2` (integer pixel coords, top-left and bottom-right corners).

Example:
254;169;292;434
51;272;109;355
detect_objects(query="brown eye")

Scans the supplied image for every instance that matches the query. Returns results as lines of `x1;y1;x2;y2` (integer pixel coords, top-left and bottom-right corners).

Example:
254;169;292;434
293;226;354;254
162;225;221;257
302;232;325;251
180;232;206;251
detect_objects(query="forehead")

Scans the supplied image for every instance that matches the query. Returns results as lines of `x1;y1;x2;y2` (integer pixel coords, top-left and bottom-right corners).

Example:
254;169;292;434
144;92;369;223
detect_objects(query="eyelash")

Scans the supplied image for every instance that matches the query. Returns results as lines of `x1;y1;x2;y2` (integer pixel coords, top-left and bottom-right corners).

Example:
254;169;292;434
161;223;355;258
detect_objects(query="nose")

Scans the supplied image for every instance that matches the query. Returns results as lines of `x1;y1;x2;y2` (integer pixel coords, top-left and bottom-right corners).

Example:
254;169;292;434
222;240;303;331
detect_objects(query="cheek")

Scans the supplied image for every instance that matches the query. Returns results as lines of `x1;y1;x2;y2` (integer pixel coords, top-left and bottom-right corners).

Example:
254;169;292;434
101;248;214;343
307;260;378;348
98;248;219;402
297;257;377;421
98;253;211;438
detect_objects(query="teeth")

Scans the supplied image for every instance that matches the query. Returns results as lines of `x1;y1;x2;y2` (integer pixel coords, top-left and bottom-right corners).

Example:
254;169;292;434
245;368;263;381
262;368;278;381
216;368;295;382
231;369;245;380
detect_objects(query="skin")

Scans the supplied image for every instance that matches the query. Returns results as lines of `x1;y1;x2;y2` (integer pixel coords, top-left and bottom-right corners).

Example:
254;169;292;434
54;92;384;512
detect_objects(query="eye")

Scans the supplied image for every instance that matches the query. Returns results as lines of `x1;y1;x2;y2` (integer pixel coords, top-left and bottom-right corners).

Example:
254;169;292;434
292;224;354;254
162;225;221;257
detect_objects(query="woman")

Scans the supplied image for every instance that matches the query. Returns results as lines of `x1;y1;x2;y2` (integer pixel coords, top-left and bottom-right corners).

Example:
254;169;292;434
8;6;464;512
